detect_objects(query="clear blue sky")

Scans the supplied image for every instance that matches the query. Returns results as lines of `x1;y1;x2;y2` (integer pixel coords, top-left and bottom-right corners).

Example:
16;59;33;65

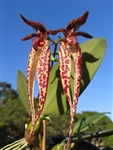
0;1;112;120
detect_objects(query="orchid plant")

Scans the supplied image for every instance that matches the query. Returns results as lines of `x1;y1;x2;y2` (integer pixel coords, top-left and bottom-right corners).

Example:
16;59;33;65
20;11;93;150
1;11;112;150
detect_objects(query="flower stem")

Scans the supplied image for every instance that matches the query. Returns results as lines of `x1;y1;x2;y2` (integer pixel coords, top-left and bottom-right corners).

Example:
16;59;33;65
42;119;46;150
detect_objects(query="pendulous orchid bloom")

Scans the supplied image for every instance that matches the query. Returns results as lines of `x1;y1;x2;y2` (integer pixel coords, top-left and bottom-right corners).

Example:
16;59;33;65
20;14;50;148
20;10;93;150
58;11;93;149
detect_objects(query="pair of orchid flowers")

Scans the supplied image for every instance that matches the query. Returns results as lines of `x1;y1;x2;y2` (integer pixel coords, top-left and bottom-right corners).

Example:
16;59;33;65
20;11;93;150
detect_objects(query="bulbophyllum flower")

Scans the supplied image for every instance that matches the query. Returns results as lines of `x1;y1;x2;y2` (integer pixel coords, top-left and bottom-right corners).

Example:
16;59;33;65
20;10;93;150
20;14;50;148
58;11;93;149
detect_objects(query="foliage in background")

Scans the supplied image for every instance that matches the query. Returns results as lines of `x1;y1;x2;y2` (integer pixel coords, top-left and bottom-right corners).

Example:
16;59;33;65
0;82;18;106
46;111;113;148
0;82;113;149
0;83;28;148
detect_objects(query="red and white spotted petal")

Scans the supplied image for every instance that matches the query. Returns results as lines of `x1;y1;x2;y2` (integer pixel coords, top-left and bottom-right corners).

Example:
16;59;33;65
35;40;50;121
64;105;75;150
70;43;82;105
64;43;82;149
28;40;50;144
26;47;41;125
59;41;72;108
26;41;50;147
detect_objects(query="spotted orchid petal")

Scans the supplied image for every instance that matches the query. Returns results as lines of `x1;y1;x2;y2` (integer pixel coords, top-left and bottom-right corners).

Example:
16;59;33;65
60;11;93;150
25;41;51;148
26;47;41;129
36;40;50;119
64;37;82;150
27;41;50;148
59;41;72;108
26;45;44;147
26;40;50;147
28;40;50;144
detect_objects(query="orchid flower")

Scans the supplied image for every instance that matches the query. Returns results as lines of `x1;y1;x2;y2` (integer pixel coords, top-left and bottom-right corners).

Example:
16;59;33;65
58;11;93;149
20;15;50;148
20;11;93;150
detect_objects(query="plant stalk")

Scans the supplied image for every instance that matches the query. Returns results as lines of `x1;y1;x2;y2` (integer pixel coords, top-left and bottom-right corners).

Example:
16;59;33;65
42;119;46;150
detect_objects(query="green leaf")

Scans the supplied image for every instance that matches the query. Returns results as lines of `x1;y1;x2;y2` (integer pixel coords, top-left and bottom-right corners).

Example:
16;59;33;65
72;112;110;134
51;144;63;150
79;37;107;94
17;70;30;115
62;128;113;143
42;37;107;116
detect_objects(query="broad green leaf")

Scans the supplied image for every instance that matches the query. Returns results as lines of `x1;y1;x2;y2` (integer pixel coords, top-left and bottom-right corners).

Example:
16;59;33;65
72;112;110;134
42;37;107;116
17;70;30;115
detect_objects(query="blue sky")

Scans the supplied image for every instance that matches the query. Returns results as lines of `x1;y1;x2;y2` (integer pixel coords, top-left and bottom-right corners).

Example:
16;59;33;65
0;1;112;120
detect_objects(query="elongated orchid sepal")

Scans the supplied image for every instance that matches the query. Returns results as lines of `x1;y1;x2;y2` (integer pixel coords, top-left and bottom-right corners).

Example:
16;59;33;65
27;48;41;128
28;40;50;145
26;47;43;148
60;11;93;150
27;43;50;148
59;41;72;108
36;41;50;119
64;40;82;150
